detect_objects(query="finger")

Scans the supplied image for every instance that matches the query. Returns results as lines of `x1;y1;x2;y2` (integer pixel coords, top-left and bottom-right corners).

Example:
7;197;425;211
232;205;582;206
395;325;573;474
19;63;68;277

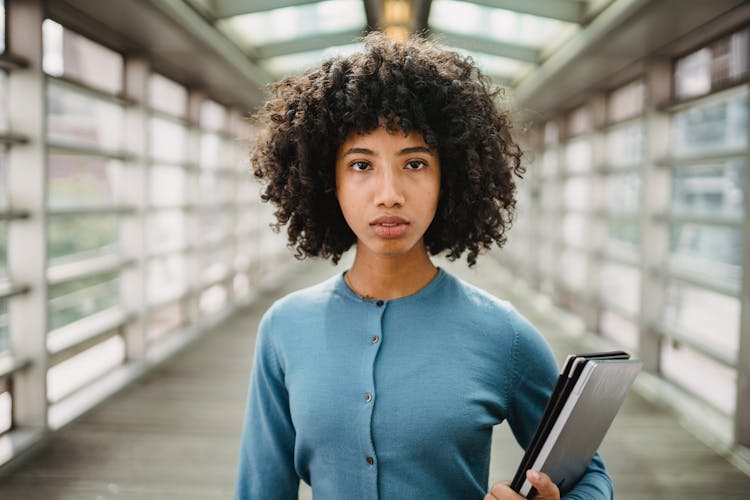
525;470;560;499
488;481;523;500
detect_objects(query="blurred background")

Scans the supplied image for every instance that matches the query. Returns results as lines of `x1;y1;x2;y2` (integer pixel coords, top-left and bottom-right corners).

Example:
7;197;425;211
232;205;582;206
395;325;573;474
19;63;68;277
0;0;748;498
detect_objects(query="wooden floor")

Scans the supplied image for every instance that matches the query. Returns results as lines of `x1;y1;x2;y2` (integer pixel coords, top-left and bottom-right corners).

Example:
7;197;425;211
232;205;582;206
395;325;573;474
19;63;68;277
0;256;749;499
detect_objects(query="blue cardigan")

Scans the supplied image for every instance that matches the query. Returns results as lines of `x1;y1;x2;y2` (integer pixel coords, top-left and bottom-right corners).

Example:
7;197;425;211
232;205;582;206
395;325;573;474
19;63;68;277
235;268;613;499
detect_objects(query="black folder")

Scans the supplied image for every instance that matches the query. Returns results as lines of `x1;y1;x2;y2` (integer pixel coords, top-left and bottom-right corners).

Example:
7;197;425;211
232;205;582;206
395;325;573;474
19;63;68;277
510;351;640;498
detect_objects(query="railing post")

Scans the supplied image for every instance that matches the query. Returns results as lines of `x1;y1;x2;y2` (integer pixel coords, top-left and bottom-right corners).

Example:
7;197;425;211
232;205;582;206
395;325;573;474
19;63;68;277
121;56;150;361
736;79;750;448
185;90;205;324
584;93;608;333
639;59;672;374
7;0;48;431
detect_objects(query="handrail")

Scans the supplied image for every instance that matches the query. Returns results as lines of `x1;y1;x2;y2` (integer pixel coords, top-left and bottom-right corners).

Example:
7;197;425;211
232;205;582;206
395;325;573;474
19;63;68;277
47;307;131;366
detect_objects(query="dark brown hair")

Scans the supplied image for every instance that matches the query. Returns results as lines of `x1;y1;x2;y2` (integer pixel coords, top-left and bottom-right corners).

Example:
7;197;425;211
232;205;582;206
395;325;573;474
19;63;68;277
251;32;524;266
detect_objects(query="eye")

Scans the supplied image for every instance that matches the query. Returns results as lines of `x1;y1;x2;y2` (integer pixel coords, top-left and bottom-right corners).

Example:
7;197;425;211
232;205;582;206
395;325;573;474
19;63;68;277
350;160;371;172
405;159;427;170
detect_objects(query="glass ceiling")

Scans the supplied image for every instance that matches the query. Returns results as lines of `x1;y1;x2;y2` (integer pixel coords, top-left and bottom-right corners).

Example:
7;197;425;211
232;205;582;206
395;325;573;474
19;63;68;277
219;0;366;48
199;0;610;88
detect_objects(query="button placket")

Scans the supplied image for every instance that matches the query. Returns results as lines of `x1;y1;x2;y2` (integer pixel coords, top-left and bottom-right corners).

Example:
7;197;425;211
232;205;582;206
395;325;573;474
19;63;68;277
361;300;385;476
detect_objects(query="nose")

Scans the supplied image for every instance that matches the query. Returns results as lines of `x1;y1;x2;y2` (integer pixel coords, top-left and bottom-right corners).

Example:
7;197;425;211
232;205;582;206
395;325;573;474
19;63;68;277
374;166;406;208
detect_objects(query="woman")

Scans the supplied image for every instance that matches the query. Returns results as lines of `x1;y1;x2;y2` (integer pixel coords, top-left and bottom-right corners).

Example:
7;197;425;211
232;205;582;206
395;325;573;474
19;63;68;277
235;32;613;500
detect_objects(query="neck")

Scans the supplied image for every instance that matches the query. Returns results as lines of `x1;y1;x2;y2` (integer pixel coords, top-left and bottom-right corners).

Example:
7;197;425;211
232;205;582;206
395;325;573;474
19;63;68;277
345;242;438;300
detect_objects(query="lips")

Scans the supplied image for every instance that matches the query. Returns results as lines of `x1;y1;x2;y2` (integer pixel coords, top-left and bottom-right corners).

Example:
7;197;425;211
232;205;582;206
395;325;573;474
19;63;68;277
370;215;409;239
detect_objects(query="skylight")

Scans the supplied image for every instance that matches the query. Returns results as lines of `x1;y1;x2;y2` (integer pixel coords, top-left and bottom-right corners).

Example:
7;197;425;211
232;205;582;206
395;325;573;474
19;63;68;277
263;43;364;77
430;0;575;49
219;0;366;48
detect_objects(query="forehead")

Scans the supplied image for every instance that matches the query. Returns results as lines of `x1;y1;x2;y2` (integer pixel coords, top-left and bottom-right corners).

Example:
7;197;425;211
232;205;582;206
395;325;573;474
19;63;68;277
338;126;430;152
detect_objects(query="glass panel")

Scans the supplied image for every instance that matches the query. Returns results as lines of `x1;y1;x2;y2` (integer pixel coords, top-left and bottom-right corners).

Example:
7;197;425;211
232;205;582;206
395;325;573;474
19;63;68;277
199;284;227;315
200;246;231;282
560;248;586;290
48;214;119;264
670;89;748;158
47;335;125;403
200;100;226;133
236;238;256;270
235;144;252;174
0;72;7;133
0;391;10;435
147;254;187;304
662;341;736;415
604;173;641;214
221;0;365;46
567;107;590;137
676;48;711;100
47;83;124;151
200;211;232;243
711;29;749;88
600;310;638;351
564;138;592;173
236;207;260;236
539;181;558;211
544;121;559;145
430;0;575;49
606;219;639;257
0;221;5;280
48;154;123;208
147;210;186;254
148;73;187;118
147;301;184;342
237;175;260;204
48;271;119;330
0;298;7;353
149;165;187;207
669;223;741;286
608;80;644;123
600;262;640;315
675;28;749;100
149;117;187;164
662;280;739;356
536;241;554;272
234;273;250;298
42;20;123;94
200;172;233;205
606;121;644;168
562;177;590;210
562;214;586;246
671;160;744;219
200;133;229;169
540;149;557;177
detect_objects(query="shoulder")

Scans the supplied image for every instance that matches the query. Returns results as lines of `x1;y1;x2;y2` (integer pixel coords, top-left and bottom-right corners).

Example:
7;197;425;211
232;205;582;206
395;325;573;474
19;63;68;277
438;270;554;357
438;271;529;330
257;272;347;345
269;273;340;313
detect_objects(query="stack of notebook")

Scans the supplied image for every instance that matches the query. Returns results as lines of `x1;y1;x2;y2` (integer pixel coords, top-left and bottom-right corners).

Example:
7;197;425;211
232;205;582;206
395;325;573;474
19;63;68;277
511;351;641;498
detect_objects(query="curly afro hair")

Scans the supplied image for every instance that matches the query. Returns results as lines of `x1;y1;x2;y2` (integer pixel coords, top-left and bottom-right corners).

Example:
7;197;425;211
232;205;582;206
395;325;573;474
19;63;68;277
250;31;524;266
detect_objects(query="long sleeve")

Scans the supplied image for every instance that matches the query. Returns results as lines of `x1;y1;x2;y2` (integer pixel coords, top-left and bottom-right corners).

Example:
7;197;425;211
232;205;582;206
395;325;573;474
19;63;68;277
504;307;613;499
235;307;299;500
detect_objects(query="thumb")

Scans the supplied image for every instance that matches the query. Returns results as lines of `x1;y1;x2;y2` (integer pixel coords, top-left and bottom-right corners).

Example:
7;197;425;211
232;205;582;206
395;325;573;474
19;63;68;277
526;470;560;499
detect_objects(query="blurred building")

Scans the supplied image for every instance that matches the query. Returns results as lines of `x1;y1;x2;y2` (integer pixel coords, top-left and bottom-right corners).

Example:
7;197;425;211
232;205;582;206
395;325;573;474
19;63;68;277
0;0;747;478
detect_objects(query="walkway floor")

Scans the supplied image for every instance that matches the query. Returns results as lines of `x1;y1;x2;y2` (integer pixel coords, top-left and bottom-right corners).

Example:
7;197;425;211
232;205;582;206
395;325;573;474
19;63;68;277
0;256;749;499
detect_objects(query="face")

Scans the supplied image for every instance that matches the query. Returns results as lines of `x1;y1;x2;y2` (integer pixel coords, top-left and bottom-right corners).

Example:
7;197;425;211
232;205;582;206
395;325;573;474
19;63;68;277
335;126;441;261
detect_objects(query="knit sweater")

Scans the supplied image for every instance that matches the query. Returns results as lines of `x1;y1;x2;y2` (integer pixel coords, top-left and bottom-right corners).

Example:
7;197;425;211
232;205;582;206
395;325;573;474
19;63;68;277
235;268;613;499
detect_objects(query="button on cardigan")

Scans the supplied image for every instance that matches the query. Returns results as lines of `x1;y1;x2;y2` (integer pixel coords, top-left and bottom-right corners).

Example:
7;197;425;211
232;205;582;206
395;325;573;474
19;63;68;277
234;268;613;500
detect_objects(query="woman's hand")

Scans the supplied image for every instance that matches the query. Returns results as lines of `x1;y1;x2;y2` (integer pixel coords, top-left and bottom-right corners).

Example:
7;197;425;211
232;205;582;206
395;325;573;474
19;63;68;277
484;470;560;500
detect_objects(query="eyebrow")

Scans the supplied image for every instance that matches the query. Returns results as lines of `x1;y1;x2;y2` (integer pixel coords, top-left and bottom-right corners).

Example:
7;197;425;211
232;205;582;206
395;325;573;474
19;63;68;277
342;146;433;157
